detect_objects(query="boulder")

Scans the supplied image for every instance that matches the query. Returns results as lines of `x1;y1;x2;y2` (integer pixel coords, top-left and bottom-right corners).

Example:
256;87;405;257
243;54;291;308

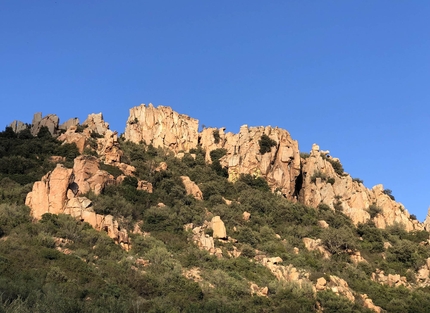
73;155;115;195
180;176;203;200
83;113;109;135
25;164;74;219
211;216;227;239
57;125;87;153
137;180;153;193
97;129;123;164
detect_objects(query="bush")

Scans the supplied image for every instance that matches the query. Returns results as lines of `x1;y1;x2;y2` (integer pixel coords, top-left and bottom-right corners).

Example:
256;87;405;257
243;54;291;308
237;174;270;192
213;130;221;144
300;152;310;159
352;177;363;184
383;189;395;200
321;226;357;256
327;158;344;176
310;170;327;183
258;134;277;154
368;204;382;218
210;148;227;162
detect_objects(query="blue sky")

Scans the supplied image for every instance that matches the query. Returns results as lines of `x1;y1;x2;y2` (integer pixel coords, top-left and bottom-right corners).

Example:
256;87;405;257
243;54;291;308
1;1;429;220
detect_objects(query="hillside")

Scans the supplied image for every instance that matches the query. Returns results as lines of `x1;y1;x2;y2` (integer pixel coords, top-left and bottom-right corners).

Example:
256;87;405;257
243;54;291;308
1;104;430;312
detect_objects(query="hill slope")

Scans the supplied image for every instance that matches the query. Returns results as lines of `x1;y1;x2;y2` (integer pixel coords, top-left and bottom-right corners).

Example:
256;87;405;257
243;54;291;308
1;105;430;312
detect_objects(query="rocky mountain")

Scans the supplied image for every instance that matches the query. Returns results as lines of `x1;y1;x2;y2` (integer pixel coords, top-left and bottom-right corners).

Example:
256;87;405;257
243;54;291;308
1;103;430;312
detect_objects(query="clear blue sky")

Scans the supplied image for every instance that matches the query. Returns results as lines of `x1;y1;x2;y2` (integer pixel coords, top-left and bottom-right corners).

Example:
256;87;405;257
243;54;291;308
1;1;429;220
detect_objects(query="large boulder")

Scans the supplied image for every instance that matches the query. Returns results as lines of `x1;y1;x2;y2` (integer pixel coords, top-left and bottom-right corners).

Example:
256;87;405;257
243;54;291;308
180;176;203;200
25;164;74;219
57;125;88;153
83;113;109;136
73;155;115;195
211;216;227;239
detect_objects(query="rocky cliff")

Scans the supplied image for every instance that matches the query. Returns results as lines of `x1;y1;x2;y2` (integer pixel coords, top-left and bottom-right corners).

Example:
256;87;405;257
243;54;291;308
124;104;199;153
122;104;421;231
25;156;130;249
13;104;422;232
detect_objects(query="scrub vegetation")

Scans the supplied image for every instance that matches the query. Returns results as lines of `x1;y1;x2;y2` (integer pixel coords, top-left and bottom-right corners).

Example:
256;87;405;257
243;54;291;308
0;126;429;312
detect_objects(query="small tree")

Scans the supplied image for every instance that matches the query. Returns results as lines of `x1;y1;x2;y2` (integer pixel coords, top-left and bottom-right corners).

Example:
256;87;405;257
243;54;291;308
383;189;395;200
258;134;277;154
213;129;221;144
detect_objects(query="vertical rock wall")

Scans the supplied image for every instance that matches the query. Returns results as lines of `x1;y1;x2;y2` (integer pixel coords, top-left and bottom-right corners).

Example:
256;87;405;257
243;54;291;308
124;103;199;153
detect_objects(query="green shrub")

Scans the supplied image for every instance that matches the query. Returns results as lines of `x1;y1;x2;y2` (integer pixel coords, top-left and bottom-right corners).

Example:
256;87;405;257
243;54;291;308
210;148;227;162
321;226;357;256
368;204;382;218
383;189;395;200
213;129;221;144
310;170;327;183
99;163;124;178
327;158;344;176
258;134;277;154
300;152;310;159
237;174;270;192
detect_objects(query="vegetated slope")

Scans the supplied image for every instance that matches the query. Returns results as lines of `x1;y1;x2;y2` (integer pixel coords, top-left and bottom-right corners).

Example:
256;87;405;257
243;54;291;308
0;111;429;312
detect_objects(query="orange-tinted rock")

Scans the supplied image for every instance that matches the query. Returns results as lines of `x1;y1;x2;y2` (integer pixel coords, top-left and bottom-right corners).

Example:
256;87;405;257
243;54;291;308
181;176;203;200
124;104;199;153
73;155;115;195
25;164;74;219
57;125;87;153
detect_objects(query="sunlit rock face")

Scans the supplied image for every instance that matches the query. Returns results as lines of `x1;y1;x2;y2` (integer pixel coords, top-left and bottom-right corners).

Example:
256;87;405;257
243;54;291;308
25;157;129;249
123;104;421;231
299;144;421;231
124;103;199;153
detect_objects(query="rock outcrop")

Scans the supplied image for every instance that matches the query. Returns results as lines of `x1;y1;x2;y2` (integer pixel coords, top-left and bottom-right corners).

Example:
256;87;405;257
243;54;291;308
59;118;80;131
9;120;27;133
300;144;421;231
25;157;129;248
181;176;203;200
96;129;123;164
191;222;223;258
31;112;60;136
200;125;301;199
83;113;109;135
124;104;199;153
57;125;88;153
211;216;227;239
122;105;421;232
25;164;74;219
73;155;115;195
17;104;423;236
65;196;129;249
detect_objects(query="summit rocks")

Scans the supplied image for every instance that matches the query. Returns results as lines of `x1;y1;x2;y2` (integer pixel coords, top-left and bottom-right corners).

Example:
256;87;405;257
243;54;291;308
20;104;423;233
122;104;420;231
124;104;199;153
